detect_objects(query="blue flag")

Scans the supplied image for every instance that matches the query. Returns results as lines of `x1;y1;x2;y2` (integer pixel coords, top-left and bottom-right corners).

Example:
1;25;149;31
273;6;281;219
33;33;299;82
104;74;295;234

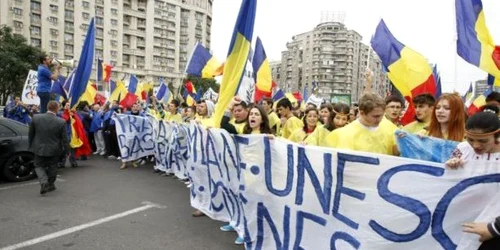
396;130;459;163
433;65;442;98
69;18;95;109
51;75;68;100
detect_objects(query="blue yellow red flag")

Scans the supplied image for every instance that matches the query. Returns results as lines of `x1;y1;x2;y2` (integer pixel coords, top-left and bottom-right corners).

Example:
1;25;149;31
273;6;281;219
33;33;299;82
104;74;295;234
456;0;500;79
371;19;436;125
213;0;257;127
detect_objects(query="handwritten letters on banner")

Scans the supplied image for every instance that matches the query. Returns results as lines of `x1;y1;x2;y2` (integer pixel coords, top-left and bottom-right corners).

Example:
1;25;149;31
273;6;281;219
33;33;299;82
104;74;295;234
114;114;500;250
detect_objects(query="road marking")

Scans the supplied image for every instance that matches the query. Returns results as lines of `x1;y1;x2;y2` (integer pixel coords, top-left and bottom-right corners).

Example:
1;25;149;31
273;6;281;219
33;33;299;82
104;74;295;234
0;201;165;250
0;177;66;191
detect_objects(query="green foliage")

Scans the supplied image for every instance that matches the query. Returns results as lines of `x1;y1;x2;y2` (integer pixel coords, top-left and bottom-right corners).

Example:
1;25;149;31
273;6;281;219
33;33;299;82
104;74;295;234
0;26;41;104
185;75;219;94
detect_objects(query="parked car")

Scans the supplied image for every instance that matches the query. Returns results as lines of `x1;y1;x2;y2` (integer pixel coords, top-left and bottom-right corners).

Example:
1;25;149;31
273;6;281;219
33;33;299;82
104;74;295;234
0;117;36;182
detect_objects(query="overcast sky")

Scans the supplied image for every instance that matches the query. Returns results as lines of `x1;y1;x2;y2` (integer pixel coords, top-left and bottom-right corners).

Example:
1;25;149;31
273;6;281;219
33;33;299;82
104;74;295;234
211;0;500;94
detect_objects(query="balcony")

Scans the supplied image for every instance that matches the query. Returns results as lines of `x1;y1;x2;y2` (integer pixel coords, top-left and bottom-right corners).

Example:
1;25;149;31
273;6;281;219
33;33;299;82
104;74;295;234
31;7;41;13
30;31;41;38
65;3;73;10
123;7;146;18
123;28;145;37
96;0;104;5
31;19;41;26
138;2;147;10
65;26;74;33
137;21;146;28
137;40;146;47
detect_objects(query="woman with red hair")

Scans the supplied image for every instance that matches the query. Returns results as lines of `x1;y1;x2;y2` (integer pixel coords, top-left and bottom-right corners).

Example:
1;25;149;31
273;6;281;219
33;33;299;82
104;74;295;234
421;93;466;142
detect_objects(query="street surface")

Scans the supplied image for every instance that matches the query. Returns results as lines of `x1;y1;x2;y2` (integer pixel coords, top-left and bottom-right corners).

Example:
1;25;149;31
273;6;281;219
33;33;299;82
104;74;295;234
0;156;238;250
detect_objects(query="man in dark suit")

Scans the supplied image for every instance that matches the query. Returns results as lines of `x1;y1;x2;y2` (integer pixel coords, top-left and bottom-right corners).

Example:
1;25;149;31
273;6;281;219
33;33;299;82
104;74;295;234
29;101;68;195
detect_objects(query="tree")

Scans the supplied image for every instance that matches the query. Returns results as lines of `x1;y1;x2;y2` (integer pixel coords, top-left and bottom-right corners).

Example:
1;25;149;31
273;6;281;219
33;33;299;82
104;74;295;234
0;26;41;104
185;75;219;94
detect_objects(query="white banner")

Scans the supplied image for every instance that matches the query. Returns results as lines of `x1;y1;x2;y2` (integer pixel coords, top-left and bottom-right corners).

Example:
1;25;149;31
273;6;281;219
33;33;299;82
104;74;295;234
237;136;499;250
187;124;245;235
21;70;40;105
113;118;500;250
113;114;155;161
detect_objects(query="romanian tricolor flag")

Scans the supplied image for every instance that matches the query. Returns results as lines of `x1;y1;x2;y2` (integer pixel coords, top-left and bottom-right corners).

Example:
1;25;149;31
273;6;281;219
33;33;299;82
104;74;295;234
109;81;128;103
68;18;95;110
185;42;223;78
79;82;107;106
120;75;139;108
371;19;436;125
184;80;197;106
487;74;500;87
468;87;493;115
456;0;500;80
252;37;273;102
97;58;113;83
213;0;257;127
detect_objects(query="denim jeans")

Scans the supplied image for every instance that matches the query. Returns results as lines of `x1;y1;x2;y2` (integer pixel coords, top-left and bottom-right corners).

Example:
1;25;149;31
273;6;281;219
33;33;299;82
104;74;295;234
38;91;51;113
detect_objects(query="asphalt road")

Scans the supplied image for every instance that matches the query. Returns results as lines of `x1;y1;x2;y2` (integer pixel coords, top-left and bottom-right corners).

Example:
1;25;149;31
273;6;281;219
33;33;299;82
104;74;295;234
0;156;239;250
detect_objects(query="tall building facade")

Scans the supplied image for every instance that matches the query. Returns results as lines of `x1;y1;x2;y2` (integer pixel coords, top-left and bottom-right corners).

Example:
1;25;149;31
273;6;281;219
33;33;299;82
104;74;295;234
0;0;213;89
277;21;389;104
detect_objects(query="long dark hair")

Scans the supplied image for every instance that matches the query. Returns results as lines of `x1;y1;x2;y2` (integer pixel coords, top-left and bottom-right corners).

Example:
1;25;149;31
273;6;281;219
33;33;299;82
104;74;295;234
243;104;272;134
325;103;350;131
302;108;319;132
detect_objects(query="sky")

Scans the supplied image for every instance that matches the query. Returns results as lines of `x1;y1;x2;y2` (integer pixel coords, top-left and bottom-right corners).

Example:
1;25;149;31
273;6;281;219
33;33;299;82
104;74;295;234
211;0;500;95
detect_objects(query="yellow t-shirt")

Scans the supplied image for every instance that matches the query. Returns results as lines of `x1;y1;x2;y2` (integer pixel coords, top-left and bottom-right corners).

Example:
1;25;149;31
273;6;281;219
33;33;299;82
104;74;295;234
282;116;304;139
196;116;214;128
403;121;428;134
324;119;398;156
304;126;331;146
268;111;281;135
165;112;183;123
230;119;246;134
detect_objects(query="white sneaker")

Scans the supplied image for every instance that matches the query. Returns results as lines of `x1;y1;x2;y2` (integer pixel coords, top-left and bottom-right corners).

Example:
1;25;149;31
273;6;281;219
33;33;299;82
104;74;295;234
93;151;99;155
139;159;146;165
117;157;121;160
187;183;192;188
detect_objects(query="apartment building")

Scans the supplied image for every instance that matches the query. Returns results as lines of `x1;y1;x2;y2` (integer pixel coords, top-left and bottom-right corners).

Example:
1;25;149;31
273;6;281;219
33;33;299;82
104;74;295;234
0;0;213;89
276;21;389;103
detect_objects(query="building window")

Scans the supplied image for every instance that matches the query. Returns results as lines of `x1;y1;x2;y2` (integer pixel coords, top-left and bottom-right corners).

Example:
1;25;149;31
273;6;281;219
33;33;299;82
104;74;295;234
111;19;118;26
111;9;118;15
96;6;104;16
110;40;118;47
82;1;90;9
31;2;41;12
82;12;89;20
64;33;72;42
96;17;104;25
12;8;23;15
50;4;58;13
31;26;41;36
50;28;59;36
80;24;88;30
50;40;58;47
109;29;118;36
64;10;74;19
48;17;58;25
111;51;118;57
96;28;103;37
13;21;23;29
96;39;103;47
